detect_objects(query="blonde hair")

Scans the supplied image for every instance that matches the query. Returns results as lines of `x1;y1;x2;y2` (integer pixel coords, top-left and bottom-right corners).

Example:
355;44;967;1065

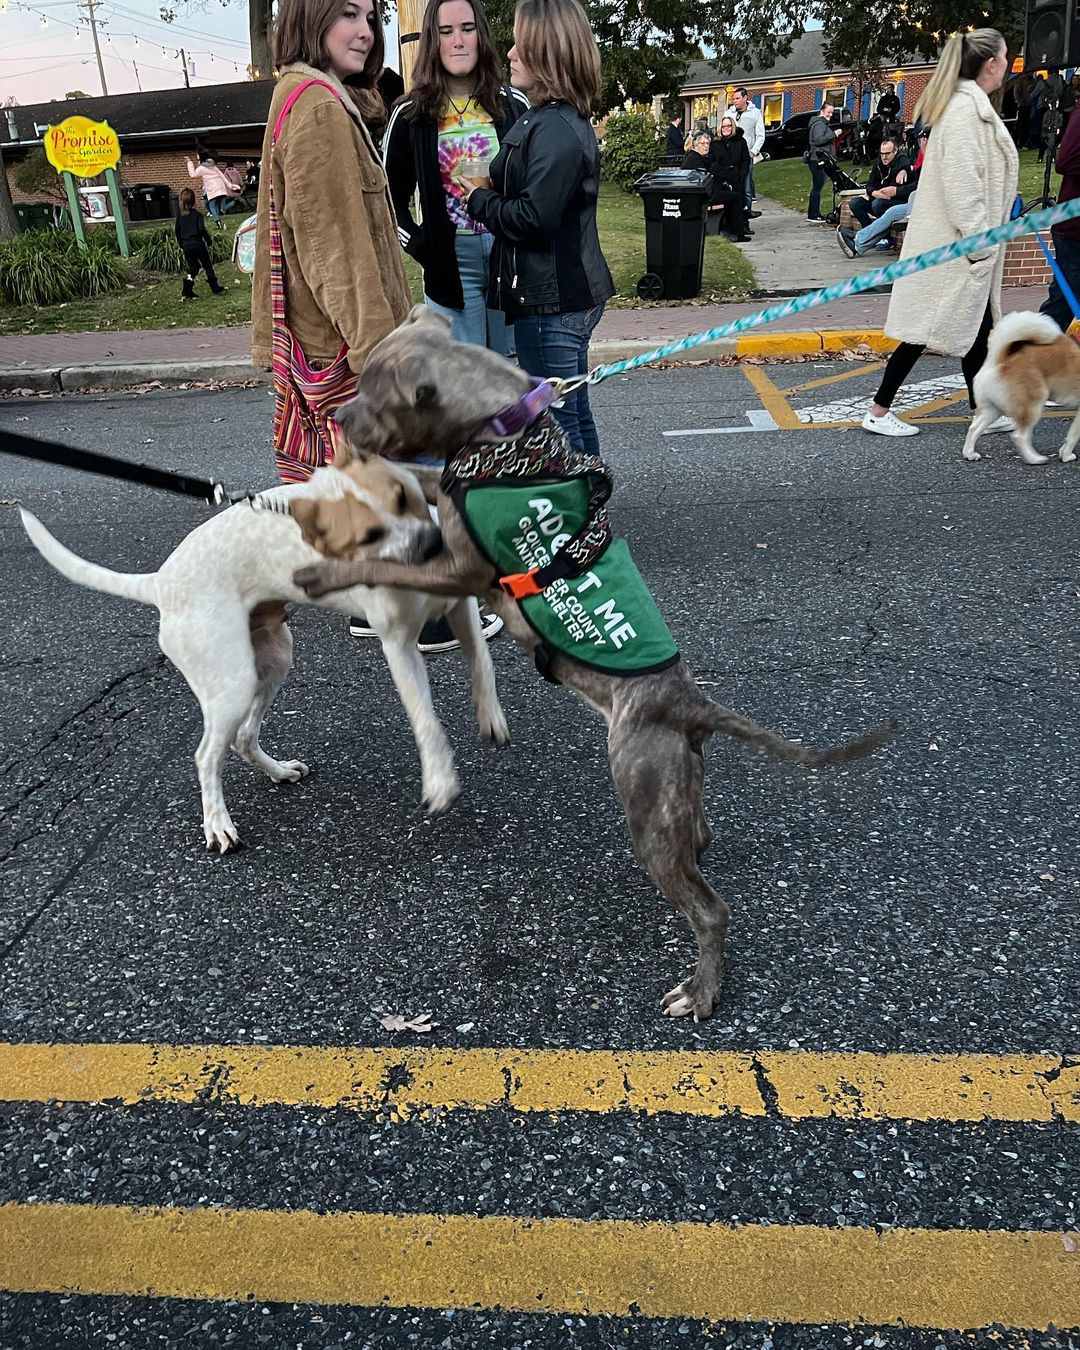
513;0;601;117
915;28;1005;125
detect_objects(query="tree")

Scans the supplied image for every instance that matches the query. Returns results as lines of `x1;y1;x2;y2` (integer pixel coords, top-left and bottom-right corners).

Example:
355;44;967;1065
13;148;68;206
0;152;18;240
693;0;1026;80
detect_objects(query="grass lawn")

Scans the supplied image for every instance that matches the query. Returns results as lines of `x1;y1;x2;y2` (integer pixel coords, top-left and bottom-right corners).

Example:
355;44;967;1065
755;148;1052;216
0;181;753;337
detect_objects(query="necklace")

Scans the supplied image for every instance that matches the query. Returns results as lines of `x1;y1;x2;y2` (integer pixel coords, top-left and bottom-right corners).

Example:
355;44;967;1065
447;93;473;126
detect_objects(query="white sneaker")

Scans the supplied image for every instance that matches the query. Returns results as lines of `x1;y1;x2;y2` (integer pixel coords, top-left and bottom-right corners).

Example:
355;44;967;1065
861;409;920;437
983;415;1015;433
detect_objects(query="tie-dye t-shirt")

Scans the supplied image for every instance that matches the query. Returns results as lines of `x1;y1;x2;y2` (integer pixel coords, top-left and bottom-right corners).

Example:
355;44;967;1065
438;97;496;235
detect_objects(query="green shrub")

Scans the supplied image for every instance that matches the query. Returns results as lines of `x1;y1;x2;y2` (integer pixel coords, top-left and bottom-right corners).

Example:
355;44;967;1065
133;221;229;274
601;109;662;192
0;229;127;306
133;226;186;273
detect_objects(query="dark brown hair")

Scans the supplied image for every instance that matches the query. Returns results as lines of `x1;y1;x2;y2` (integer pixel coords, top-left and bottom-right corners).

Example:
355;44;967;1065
272;0;386;123
513;0;600;117
407;0;505;123
179;187;196;213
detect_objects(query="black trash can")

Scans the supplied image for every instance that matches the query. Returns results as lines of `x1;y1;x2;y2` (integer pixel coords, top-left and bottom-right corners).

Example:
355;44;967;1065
122;185;146;222
632;168;713;301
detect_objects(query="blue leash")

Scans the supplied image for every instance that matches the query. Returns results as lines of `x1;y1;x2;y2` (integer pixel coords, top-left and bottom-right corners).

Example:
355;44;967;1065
552;197;1080;394
1033;230;1080;324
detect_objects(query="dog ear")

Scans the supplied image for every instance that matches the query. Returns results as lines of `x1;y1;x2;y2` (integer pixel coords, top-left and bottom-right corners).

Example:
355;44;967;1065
291;498;328;553
414;383;439;410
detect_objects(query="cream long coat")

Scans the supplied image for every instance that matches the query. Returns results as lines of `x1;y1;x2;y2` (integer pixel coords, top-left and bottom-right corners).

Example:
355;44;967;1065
885;80;1018;356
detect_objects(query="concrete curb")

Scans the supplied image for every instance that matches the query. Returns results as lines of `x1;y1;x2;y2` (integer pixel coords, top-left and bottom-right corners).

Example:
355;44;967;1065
0;357;264;395
0;332;897;394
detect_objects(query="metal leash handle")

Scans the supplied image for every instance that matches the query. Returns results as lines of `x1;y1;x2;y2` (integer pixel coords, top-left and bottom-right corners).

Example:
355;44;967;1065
554;196;1080;396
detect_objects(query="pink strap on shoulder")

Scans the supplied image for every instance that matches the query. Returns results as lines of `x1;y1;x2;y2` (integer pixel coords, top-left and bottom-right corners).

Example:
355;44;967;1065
272;79;341;144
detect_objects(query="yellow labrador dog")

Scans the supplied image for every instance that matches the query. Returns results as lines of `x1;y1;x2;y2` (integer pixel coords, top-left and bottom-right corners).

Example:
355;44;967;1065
20;456;508;851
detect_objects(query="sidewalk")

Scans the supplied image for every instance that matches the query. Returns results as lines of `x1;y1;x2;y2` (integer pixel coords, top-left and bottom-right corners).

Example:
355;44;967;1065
0;194;1049;392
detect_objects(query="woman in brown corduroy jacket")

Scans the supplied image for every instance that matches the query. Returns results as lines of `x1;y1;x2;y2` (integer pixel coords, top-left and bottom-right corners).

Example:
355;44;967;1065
251;0;411;378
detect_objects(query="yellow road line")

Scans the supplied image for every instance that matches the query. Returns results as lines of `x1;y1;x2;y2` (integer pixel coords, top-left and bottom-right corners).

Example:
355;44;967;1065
741;365;804;429
1;1202;1076;1329
1;1043;1075;1123
908;388;971;420
787;362;885;394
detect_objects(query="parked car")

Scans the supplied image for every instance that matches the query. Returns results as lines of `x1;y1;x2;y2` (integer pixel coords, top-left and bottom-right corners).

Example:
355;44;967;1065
762;107;855;160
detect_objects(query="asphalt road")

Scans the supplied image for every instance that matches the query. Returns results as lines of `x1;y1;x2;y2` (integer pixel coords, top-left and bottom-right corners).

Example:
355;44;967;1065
1;365;1078;1348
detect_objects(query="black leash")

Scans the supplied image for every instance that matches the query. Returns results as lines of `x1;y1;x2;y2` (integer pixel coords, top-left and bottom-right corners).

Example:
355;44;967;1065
0;427;253;507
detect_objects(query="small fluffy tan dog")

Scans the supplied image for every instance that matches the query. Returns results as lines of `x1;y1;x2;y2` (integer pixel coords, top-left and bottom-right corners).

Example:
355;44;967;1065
963;312;1080;465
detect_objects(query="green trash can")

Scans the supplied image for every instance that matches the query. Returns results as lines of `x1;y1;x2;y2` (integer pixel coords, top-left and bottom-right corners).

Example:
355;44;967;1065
14;202;54;233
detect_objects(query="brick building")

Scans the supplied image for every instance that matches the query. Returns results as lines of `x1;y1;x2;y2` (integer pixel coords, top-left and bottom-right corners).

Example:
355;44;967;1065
678;32;935;132
1;81;274;216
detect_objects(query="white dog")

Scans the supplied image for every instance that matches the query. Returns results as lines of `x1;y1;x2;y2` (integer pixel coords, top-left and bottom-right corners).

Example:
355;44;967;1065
20;457;508;851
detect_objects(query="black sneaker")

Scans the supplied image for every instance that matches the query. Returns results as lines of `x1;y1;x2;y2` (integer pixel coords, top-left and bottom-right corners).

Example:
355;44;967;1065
417;610;503;653
748;209;762;218
836;226;858;258
349;615;377;638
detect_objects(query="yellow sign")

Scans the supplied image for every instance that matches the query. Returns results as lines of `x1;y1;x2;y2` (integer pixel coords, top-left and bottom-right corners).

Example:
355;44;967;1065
44;117;120;179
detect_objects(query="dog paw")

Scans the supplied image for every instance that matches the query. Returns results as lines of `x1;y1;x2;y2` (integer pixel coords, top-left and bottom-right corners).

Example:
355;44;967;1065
203;811;241;854
1060;448;1076;463
961;447;982;462
422;768;461;815
270;758;309;783
662;976;720;1023
478;706;511;747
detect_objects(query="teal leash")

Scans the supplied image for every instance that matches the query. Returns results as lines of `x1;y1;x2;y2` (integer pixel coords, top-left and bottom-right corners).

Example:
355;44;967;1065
552;197;1080;396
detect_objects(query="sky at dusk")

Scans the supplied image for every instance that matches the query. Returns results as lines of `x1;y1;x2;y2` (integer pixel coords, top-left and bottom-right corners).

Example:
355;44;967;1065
0;0;400;106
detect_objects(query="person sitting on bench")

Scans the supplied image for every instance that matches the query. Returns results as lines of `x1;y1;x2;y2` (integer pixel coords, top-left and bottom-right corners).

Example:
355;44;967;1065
682;128;751;241
849;138;910;229
838;128;926;256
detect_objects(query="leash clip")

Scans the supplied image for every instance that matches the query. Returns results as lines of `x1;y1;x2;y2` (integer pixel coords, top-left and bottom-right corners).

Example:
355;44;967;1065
499;569;544;599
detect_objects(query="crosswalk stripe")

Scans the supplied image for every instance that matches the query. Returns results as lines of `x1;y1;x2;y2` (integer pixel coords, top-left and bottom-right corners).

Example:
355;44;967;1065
1;1043;1075;1123
1;1202;1076;1329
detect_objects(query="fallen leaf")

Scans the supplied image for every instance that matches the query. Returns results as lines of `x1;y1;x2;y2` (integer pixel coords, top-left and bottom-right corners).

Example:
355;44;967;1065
1064;1233;1078;1252
755;542;769;550
378;1012;437;1033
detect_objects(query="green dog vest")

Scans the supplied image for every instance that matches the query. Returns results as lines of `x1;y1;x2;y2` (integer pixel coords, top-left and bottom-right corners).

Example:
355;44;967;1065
460;477;679;677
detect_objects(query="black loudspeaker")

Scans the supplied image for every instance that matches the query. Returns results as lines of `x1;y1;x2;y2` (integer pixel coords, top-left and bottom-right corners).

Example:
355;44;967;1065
1026;0;1080;67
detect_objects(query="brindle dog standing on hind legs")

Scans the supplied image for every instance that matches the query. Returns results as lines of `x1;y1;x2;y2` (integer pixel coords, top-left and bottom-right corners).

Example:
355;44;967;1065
294;307;893;1021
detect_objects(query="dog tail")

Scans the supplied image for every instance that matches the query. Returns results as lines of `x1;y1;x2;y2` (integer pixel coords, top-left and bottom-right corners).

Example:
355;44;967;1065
696;702;896;767
988;311;1063;363
20;508;159;607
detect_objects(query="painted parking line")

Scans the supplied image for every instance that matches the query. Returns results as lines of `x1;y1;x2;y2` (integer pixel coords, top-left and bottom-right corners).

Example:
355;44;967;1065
740;364;1080;432
664;409;778;437
1;1042;1076;1122
1;1201;1077;1329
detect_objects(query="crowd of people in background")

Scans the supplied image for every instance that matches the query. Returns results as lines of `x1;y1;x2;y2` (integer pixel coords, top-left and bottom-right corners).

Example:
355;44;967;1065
664;87;763;245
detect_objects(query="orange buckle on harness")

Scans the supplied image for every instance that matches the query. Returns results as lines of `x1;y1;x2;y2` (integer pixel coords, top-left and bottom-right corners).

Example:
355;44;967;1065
499;569;544;599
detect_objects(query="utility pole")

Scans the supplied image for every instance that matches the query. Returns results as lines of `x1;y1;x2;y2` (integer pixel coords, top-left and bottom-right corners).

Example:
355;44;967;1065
77;0;108;97
131;60;142;92
398;0;423;90
179;47;191;88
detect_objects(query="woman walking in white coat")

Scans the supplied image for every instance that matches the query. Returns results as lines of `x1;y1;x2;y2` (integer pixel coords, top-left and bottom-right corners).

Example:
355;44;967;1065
862;29;1017;437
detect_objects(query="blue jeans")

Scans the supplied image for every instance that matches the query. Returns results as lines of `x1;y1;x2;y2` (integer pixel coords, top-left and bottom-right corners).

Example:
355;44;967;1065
853;196;914;254
514;304;604;454
425;232;512;357
1040;232;1080;331
807;161;827;218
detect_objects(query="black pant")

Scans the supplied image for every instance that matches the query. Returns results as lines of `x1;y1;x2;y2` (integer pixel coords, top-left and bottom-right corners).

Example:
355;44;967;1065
850;196;888;230
182;242;220;293
874;302;993;410
712;186;748;237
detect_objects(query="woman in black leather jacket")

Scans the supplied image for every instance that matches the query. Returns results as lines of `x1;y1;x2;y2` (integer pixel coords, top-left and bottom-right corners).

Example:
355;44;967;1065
707;117;752;241
460;0;614;453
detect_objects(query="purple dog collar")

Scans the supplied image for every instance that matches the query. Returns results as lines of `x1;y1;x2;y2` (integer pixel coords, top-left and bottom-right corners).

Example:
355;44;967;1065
470;377;561;441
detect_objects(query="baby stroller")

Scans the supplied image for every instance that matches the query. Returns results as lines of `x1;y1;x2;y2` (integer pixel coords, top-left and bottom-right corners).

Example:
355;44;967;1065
814;153;863;225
